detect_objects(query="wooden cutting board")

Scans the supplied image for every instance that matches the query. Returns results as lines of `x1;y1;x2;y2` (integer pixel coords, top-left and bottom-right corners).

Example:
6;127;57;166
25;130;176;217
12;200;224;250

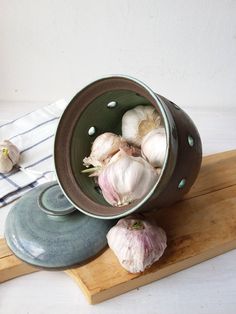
1;150;236;304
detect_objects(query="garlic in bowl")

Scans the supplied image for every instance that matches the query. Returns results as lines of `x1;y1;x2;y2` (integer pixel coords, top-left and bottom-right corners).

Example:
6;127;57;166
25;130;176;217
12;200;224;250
54;75;202;219
83;132;128;169
122;105;162;146
141;128;166;168
97;149;158;207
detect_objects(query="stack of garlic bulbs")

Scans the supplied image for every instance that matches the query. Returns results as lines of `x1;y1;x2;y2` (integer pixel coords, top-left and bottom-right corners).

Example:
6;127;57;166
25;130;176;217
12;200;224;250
82;105;166;207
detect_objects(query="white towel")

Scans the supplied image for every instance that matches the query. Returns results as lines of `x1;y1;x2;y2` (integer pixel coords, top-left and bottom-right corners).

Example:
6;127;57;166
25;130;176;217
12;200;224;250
0;100;68;207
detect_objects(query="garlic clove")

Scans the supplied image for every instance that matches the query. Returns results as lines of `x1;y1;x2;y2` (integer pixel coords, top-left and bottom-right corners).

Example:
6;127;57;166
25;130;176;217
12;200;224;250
107;216;167;273
0;140;20;174
0;154;13;173
83;132;129;168
141;128;167;168
122;105;162;146
1;140;20;165
98;150;158;206
82;132;141;177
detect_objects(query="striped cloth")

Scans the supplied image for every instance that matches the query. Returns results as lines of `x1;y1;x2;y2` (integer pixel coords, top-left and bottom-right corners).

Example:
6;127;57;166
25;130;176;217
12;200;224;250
0;100;68;207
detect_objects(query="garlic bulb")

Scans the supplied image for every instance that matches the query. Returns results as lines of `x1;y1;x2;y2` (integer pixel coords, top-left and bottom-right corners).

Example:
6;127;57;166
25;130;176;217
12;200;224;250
107;216;167;273
122;105;162;146
98;150;158;206
141;128;167;168
0;140;20;174
83;132;129;168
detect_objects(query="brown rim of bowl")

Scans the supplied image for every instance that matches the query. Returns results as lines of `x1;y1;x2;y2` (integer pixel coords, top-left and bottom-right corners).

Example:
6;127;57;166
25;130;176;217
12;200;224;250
54;75;177;219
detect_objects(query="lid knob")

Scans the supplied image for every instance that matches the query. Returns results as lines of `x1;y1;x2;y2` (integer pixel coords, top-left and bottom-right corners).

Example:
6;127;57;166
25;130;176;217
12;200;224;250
38;184;75;216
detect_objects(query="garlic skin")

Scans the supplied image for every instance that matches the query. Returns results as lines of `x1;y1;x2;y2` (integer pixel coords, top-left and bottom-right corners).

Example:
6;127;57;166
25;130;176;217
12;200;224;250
107;216;167;273
141;128;167;168
98;150;158;206
122;105;161;146
0;140;20;174
0;154;13;173
83;132;129;168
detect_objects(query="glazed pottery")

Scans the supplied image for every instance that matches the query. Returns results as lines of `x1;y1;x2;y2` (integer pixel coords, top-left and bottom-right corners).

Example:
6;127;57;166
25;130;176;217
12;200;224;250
5;182;115;268
54;75;202;219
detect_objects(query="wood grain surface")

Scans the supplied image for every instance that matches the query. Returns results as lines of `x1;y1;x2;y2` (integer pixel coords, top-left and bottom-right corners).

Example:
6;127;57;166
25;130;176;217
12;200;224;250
1;150;236;304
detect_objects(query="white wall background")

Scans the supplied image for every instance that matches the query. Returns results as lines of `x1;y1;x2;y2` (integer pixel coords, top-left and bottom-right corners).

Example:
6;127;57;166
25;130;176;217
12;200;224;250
1;0;236;108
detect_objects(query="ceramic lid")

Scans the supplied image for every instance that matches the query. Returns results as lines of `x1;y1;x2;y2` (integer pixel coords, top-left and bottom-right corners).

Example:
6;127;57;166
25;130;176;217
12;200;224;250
4;182;115;268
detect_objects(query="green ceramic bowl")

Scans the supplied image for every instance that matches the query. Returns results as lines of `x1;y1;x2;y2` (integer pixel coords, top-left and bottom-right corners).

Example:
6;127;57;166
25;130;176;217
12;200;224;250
54;75;202;219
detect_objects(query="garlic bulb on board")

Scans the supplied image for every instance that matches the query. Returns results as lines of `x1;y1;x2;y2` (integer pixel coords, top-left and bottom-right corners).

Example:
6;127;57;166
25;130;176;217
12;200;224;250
122;105;162;146
0;140;20;174
83;132;129;169
107;216;167;273
98;150;158;207
141;128;167;168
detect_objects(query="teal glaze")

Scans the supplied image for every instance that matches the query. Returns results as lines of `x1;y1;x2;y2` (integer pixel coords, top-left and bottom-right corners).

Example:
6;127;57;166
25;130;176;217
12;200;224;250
38;183;75;216
54;75;202;219
4;182;115;268
178;179;186;189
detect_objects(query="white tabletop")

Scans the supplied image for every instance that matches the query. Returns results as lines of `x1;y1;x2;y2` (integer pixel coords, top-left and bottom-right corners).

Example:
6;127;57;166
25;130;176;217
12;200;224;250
0;102;236;314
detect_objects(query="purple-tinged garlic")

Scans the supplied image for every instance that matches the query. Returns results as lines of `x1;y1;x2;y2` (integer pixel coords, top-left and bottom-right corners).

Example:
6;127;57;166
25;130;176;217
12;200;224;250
122;105;162;146
141;128;167;168
0;140;20;174
107;216;167;273
98;150;158;207
83;132;129;168
82;132;141;177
